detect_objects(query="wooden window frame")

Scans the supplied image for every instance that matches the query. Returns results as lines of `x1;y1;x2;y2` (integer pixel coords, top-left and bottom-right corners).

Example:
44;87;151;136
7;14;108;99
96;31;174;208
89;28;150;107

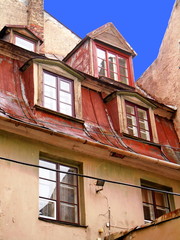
43;70;75;117
125;101;153;141
141;181;172;222
39;159;80;225
94;43;134;86
14;33;36;52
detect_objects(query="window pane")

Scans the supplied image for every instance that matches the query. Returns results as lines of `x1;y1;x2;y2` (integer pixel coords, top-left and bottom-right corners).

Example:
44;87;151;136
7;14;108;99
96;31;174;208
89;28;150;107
60;166;77;185
60;80;70;92
155;192;168;207
60;202;78;223
143;204;155;221
139;119;149;131
128;126;138;137
60;184;77;204
39;179;56;199
97;48;107;77
140;130;150;141
98;67;107;77
39;198;56;219
126;105;135;115
142;189;153;203
156;207;169;218
110;71;118;80
120;76;128;84
39;160;56;180
15;36;35;51
109;62;117;73
127;115;137;126
97;48;106;59
60;91;72;104
44;97;57;111
108;53;117;72
120;67;128;77
44;85;56;99
118;57;127;67
44;72;56;87
138;109;148;120
98;58;106;69
60;102;72;116
108;53;116;63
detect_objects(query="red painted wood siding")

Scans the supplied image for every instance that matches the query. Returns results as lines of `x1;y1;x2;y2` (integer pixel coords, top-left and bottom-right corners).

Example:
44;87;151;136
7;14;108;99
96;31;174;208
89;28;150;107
66;40;91;75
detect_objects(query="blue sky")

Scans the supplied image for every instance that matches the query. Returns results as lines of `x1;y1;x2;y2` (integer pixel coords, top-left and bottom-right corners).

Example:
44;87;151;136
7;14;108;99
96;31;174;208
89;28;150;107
44;1;175;80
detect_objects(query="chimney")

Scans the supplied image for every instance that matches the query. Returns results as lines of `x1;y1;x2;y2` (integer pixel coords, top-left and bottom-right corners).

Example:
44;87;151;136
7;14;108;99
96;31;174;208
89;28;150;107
27;0;44;40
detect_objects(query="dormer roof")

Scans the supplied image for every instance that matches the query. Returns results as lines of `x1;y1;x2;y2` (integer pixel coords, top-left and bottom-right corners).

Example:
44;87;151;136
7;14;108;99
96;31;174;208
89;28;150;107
0;25;43;43
64;22;136;62
87;22;137;57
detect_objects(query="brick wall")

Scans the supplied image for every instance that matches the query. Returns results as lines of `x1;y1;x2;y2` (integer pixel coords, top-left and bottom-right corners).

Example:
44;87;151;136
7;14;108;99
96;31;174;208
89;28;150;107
27;0;44;40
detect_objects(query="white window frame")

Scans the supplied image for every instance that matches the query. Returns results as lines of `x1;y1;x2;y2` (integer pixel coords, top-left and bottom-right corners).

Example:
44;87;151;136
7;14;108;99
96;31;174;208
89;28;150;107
32;60;83;119
14;34;36;52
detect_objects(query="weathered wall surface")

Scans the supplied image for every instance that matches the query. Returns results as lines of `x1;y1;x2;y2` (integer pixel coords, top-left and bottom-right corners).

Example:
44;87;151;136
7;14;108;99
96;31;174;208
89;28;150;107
0;0;81;58
0;130;180;240
44;12;81;59
137;0;180;139
66;40;91;74
121;215;180;240
0;0;28;29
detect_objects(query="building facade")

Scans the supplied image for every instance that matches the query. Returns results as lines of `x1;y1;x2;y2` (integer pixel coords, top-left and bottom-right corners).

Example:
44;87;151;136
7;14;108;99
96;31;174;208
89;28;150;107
137;0;180;140
0;1;179;240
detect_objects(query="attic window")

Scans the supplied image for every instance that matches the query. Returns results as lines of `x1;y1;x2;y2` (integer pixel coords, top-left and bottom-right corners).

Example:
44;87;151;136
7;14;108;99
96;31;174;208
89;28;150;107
96;45;131;85
43;71;74;116
125;101;152;141
14;34;35;51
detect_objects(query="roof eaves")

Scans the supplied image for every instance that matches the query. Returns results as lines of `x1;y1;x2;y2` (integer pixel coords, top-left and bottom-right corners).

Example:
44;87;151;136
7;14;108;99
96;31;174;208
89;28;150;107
20;57;85;81
0;25;43;43
87;22;137;57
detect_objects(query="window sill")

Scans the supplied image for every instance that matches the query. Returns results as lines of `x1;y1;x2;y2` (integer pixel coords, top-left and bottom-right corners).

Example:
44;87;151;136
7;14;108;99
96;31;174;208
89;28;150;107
34;105;84;124
99;76;135;91
123;133;160;147
38;217;88;228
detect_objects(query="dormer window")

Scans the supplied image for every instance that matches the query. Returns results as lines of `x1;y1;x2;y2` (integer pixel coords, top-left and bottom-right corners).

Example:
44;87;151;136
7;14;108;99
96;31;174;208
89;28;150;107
0;26;43;53
104;92;158;143
125;101;152;141
14;34;35;52
20;58;83;120
43;71;74;116
96;45;131;85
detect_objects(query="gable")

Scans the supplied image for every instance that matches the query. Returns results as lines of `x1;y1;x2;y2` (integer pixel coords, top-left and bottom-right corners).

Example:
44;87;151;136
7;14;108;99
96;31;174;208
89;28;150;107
88;22;136;56
0;25;43;42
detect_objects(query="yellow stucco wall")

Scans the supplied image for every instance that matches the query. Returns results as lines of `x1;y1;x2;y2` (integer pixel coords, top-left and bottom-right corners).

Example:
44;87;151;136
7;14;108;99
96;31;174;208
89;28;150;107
0;0;28;29
0;130;180;240
44;12;81;59
121;217;180;240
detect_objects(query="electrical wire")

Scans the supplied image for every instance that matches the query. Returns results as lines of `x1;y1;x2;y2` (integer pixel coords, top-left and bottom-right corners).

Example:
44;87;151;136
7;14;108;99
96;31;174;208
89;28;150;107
0;156;180;196
0;109;180;151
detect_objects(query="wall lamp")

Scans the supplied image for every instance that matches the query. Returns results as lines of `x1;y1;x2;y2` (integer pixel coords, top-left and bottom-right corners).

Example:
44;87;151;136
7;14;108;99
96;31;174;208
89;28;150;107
96;180;105;193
